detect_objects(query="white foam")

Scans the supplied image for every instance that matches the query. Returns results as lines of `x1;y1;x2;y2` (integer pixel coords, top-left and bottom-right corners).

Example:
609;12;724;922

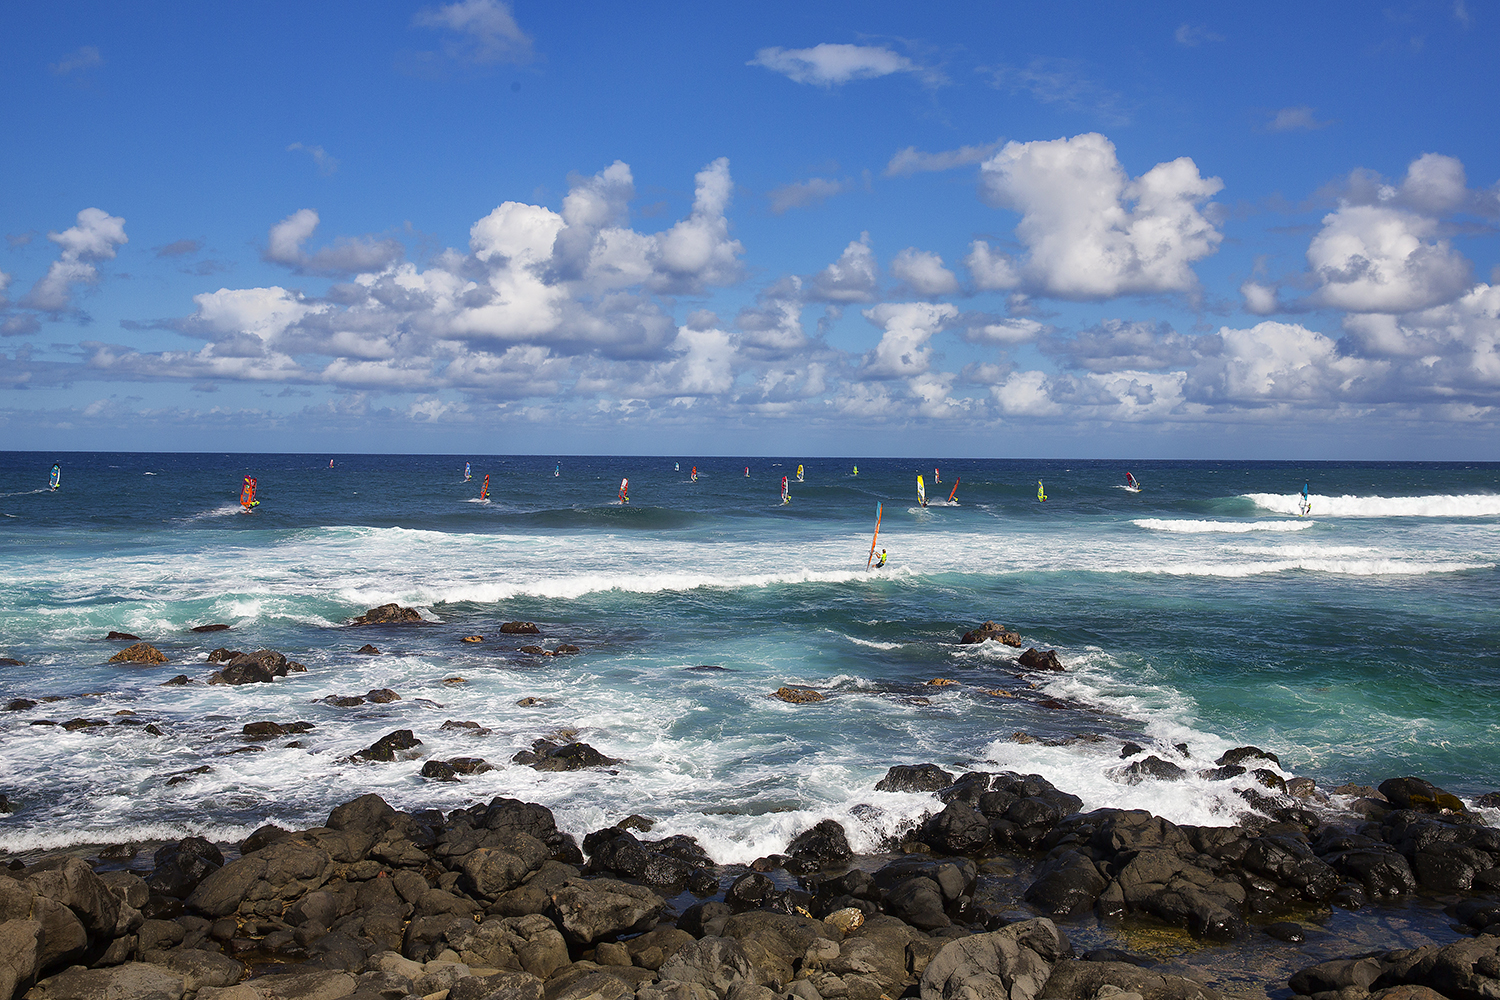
845;636;905;650
1134;519;1314;534
1246;492;1500;518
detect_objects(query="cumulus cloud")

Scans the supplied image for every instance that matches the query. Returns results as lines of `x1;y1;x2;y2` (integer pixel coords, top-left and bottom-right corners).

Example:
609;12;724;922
263;209;406;276
1042;319;1219;373
1306;203;1471;313
970;133;1223;300
736;277;810;358
890;248;960;297
961;316;1045;346
20;208;128;313
413;0;533;65
807;233;879;303
859;301;956;378
1340;284;1500;395
884;140;1002;177
749;44;918;86
768;177;848;214
1265;106;1333;132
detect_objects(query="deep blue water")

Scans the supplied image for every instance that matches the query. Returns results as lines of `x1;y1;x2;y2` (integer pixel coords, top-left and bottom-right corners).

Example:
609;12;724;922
0;451;1496;858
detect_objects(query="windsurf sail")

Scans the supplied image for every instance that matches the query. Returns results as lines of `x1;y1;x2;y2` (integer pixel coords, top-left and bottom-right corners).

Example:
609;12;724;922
781;476;790;504
691;466;698;482
1299;481;1311;516
1126;472;1139;490
328;458;334;468
1037;480;1047;502
866;503;883;568
934;467;940;483
744;466;749;477
674;462;679;471
948;476;960;503
917;474;927;506
619;478;629;503
554;462;560;477
479;474;490;501
464;462;472;482
852;465;858;476
48;464;60;491
239;475;258;510
796;464;804;482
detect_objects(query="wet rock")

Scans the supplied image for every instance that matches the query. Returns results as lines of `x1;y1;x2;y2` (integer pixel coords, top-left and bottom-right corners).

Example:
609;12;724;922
876;763;955;793
354;729;423;762
146;837;225;898
350;603;424;625
773;686;823;703
442;720;492;734
206;647;240;663
421;760;459;782
24;962;189;1000
108;642;166;665
320;695;364;707
166;765;213;786
500;621;541;634
1475;792;1500;808
920;800;992;855
1118;756;1188;783
1120;741;1144;758
555;644;581;654
1379;776;1466;812
1264;921;1307;943
364;688;400;704
209;648;304;685
190;623;231;633
960;621;1024;646
105;631;140;641
787;820;852;864
919;918;1070;1000
512;739;620;771
1017;647;1064;671
1216;746;1280;768
0;658;24;667
4;699;37;711
242;721;313;740
60;718;109;731
356;644;381;654
461;635;484;642
1024;850;1108;918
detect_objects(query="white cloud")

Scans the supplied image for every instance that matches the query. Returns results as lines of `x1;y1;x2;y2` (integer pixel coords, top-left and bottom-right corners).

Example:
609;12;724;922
1398;153;1468;215
287;143;339;176
264;208;405;276
768;177;848;215
50;46;103;75
21;208;128;312
962;317;1044;346
1307;203;1471;312
1265;106;1332;132
749;43;916;87
1341;284;1500;389
1174;24;1224;46
973;133;1223;300
884;141;1002;178
808;233;879;303
1197;321;1376;403
413;0;533;64
992;370;1063;416
736;277;809;358
1241;281;1279;315
891;248;960;297
652;158;743;292
859;301;956;378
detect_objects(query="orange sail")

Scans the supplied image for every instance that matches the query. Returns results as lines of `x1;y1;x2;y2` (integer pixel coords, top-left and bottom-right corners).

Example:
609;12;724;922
239;476;258;510
479;474;490;501
948;477;960;503
619;478;629;503
866;503;883;568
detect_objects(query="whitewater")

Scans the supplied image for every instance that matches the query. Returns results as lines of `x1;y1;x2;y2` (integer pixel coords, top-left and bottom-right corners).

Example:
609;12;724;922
0;453;1496;862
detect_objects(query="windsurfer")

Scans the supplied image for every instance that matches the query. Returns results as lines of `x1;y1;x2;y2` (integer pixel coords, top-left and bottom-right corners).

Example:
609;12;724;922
874;549;887;568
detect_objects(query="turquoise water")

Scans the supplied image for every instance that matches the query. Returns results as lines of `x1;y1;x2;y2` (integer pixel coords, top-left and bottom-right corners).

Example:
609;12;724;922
0;452;1496;859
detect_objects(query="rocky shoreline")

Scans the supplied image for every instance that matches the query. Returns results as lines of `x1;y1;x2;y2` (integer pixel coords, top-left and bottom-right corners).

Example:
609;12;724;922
4;613;1500;999
3;761;1499;1000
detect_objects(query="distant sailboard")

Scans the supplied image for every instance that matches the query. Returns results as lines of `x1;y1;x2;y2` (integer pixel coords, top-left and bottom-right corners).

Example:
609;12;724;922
866;503;883;569
478;474;490;503
780;476;790;505
1037;480;1047;502
916;474;927;507
555;462;560;477
691;466;698;482
744;466;749;477
934;467;940;484
464;462;472;482
239;475;259;512
852;465;858;477
1125;472;1141;493
948;477;960;504
796;464;804;482
619;478;629;504
1299;481;1311;517
48;464;60;492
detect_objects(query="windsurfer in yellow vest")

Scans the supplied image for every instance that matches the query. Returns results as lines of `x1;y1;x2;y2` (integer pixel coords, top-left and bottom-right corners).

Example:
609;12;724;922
874;549;887;568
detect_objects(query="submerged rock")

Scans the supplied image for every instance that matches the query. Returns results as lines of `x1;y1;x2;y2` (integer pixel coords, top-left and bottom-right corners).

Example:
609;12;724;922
109;642;166;665
209;649;305;685
105;631;140;641
773;686;824;703
354;729;423;762
189;623;231;633
959;621;1024;646
356;643;381;654
514;739;620;771
500;621;542;634
1017;647;1064;671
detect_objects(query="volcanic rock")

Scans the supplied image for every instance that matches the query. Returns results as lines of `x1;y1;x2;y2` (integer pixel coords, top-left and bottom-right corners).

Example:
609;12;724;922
209;648;305;685
108;642;166;665
105;631;140;641
1017;647;1064;671
876;763;955;793
350;603;424;625
356;644;381;654
500;621;541;634
959;621;1024;646
513;739;620;771
773;686;823;703
190;623;231;633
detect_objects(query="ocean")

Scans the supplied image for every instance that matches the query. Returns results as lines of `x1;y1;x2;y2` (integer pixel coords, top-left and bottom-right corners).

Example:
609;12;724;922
1;452;1496;863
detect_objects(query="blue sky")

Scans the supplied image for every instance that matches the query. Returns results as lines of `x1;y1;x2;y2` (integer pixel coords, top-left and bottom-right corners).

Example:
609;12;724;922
3;1;1497;458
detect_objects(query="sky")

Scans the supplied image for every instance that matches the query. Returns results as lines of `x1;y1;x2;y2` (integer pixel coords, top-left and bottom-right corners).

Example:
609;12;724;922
2;1;1498;459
